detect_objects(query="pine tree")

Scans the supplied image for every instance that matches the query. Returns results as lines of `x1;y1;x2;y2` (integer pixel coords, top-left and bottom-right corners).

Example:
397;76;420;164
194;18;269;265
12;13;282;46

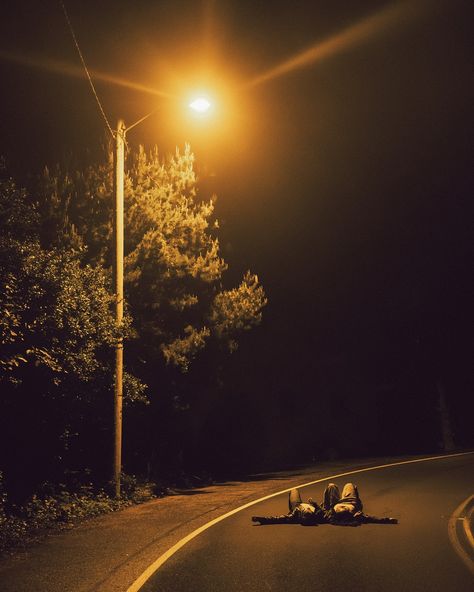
37;143;267;375
123;144;267;371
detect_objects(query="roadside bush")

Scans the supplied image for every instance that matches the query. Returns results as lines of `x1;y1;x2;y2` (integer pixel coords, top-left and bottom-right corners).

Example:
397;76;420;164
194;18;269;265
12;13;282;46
0;472;155;555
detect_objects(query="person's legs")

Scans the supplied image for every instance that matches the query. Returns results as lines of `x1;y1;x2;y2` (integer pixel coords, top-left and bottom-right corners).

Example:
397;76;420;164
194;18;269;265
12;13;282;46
289;488;303;512
322;483;340;510
340;482;363;511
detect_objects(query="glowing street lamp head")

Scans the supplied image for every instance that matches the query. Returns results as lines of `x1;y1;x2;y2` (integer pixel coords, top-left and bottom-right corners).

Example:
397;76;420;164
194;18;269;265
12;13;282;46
189;97;212;113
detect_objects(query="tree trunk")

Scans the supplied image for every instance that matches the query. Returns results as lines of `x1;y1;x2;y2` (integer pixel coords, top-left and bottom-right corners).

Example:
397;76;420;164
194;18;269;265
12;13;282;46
437;381;455;451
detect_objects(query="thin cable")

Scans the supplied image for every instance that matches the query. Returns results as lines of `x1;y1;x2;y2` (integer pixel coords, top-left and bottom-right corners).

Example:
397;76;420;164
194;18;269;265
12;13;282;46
59;0;114;137
125;107;161;134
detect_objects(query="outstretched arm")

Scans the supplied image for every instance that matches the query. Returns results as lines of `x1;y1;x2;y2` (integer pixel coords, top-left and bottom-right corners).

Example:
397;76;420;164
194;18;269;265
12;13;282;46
251;511;297;525
355;511;398;524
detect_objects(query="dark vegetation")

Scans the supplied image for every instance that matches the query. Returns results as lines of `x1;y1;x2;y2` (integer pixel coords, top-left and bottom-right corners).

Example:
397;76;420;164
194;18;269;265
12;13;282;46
0;142;472;554
0;145;267;552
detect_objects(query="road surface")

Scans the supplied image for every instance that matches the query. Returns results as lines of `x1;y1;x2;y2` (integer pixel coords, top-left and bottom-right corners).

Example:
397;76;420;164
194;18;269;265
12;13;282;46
138;453;474;591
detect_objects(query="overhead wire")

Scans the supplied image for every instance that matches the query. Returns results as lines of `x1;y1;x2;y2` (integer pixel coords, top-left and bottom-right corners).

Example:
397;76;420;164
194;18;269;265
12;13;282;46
58;0;115;138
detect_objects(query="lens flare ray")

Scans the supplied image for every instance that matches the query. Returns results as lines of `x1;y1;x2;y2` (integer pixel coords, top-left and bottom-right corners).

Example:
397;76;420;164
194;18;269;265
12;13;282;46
0;49;173;99
245;1;425;89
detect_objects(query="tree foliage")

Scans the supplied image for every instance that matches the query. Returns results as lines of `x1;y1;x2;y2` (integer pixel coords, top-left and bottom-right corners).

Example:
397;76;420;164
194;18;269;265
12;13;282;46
0;176;143;497
0;177;131;391
123;145;267;370
36;144;267;373
0;144;267;496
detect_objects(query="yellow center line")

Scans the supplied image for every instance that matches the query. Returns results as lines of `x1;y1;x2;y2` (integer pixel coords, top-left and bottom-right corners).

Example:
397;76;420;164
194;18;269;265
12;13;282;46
463;504;474;549
448;493;474;575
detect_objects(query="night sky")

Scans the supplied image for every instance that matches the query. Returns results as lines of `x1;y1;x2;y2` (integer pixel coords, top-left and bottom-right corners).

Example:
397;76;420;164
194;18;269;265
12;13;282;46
1;1;473;454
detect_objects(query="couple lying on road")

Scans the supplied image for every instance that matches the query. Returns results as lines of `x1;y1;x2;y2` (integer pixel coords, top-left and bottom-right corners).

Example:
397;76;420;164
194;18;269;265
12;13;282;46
252;482;398;526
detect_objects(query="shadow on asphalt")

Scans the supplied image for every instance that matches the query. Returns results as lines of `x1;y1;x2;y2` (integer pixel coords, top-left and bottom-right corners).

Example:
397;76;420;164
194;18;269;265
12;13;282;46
165;459;396;498
214;470;311;483
166;470;311;496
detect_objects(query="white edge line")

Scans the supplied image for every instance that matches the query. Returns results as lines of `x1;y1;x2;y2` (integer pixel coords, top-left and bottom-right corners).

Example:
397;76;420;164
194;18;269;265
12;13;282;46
127;450;474;592
448;493;474;575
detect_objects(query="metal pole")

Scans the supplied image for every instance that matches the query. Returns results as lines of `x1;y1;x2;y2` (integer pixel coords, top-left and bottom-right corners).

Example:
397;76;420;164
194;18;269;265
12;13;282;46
113;119;125;497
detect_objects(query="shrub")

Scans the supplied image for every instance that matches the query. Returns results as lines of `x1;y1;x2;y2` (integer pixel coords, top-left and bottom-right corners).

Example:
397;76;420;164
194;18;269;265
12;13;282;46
0;472;155;555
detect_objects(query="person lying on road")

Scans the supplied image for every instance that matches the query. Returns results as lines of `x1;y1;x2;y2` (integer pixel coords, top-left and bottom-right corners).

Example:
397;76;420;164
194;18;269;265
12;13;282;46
251;482;398;526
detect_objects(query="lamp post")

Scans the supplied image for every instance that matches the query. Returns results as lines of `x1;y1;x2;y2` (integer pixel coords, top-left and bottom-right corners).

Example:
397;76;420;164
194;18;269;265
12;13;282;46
113;119;125;498
112;97;212;497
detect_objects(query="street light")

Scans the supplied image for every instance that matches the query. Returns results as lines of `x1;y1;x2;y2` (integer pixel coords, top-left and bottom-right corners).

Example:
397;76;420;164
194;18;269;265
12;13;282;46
113;96;212;497
189;97;211;113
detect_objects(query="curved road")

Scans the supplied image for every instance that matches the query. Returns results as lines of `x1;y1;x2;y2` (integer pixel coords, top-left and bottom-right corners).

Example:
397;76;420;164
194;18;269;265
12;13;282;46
137;453;474;591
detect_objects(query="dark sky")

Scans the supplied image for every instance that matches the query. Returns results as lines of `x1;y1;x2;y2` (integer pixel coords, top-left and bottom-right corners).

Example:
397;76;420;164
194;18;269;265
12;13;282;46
1;1;472;422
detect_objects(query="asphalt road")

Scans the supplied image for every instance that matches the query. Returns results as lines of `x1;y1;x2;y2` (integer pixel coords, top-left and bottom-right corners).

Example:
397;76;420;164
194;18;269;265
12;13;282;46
140;454;474;592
